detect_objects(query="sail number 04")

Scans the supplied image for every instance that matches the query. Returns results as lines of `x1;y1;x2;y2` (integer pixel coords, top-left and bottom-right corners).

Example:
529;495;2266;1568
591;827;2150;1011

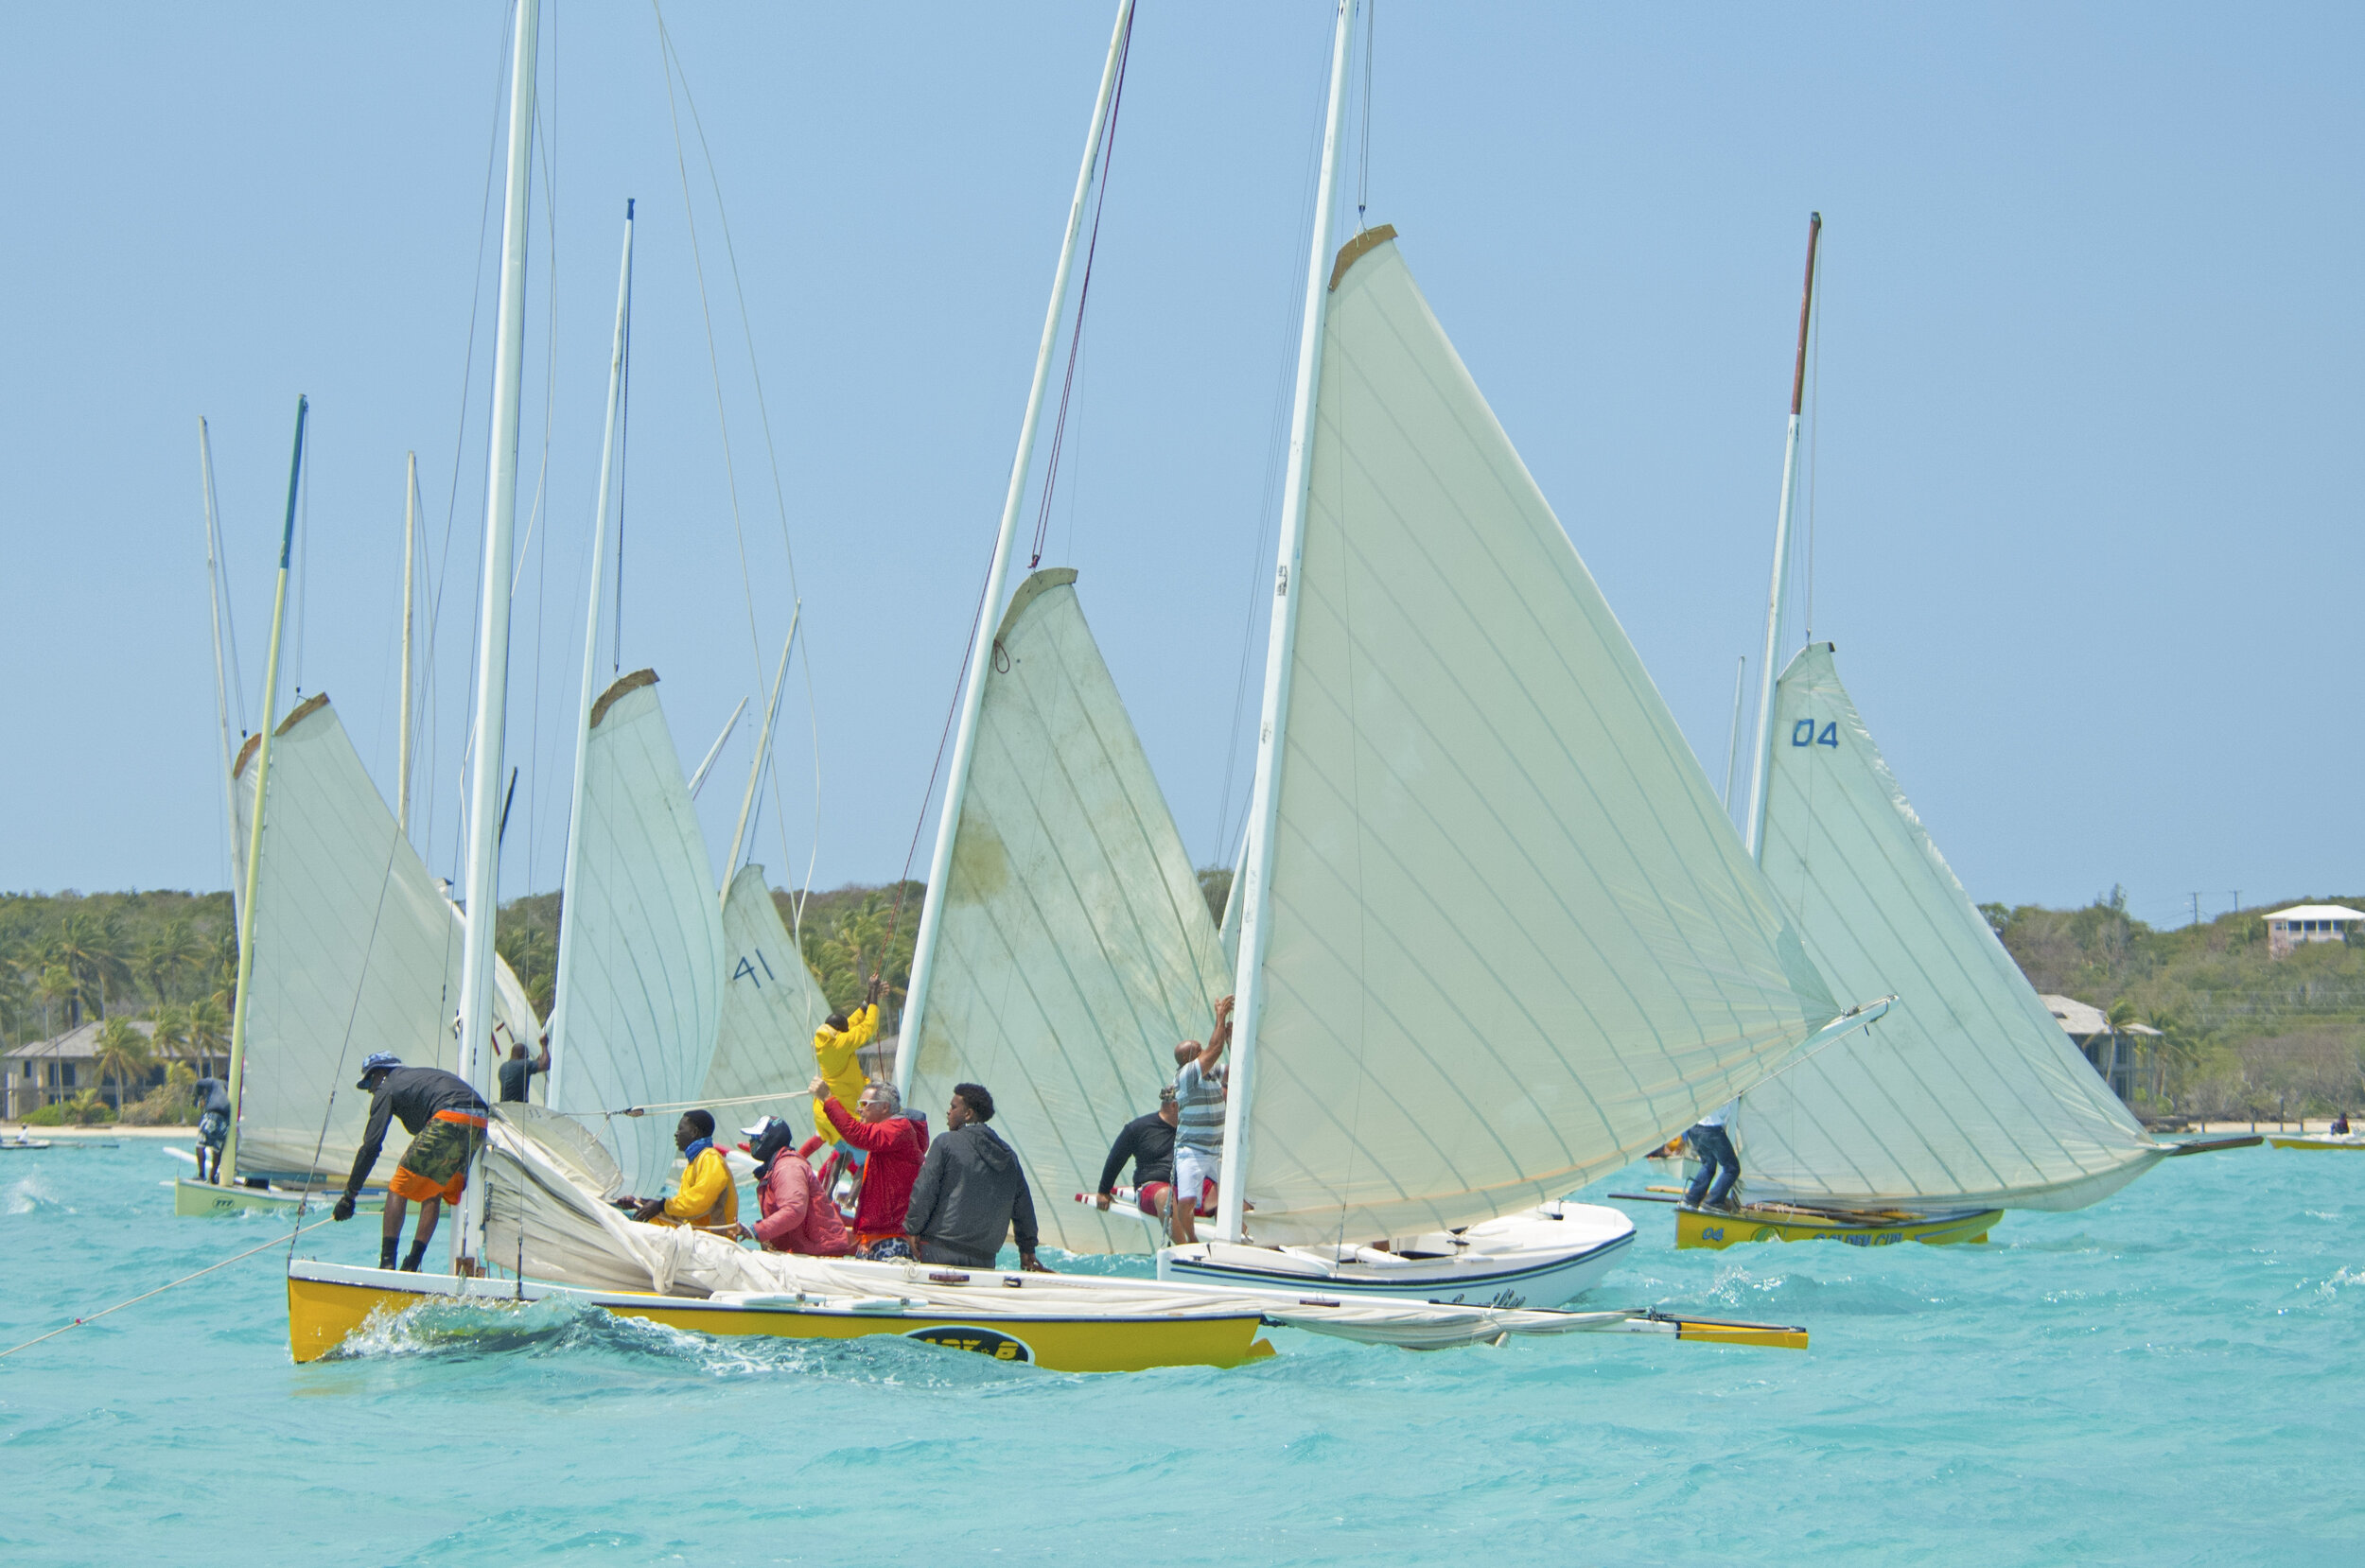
1792;720;1838;749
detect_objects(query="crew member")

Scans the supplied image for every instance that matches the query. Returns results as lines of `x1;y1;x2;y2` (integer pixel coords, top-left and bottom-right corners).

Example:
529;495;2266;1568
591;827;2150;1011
1095;1085;1180;1225
332;1053;489;1272
191;1075;233;1183
629;1110;739;1235
498;1030;552;1104
742;1116;851;1256
810;1074;927;1260
810;977;882;1162
1169;995;1235;1246
1682;1100;1743;1212
904;1082;1046;1271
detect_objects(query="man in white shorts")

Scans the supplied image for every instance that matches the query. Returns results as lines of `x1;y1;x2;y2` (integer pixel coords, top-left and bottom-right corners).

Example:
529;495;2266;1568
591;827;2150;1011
1168;994;1234;1246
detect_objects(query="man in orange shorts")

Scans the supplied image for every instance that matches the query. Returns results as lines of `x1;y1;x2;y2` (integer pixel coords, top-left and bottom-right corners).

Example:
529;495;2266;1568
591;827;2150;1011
332;1052;490;1272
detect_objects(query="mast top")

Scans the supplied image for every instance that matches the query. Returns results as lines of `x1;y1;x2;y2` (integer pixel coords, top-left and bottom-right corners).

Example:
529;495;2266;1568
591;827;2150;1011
1788;213;1823;417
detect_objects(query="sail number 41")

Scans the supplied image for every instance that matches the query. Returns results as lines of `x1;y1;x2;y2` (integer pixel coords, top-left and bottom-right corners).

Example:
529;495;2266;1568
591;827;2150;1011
1792;720;1838;749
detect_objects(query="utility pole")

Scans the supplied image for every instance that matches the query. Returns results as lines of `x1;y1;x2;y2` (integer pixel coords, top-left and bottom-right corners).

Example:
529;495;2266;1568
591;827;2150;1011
2191;893;2200;929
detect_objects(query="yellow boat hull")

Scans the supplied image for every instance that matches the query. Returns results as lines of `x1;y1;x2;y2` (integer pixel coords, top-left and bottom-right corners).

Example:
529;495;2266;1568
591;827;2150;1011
2268;1136;2365;1151
1675;1204;2000;1250
287;1263;1270;1374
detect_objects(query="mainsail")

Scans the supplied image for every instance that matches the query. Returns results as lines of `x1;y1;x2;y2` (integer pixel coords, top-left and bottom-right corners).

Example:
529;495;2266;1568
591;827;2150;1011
903;568;1231;1253
230;695;538;1178
1233;232;1851;1244
547;671;725;1196
1736;643;2161;1209
703;863;829;1137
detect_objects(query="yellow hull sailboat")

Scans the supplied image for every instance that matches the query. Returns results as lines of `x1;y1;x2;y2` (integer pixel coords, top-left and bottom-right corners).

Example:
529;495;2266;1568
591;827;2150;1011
1674;1203;1999;1250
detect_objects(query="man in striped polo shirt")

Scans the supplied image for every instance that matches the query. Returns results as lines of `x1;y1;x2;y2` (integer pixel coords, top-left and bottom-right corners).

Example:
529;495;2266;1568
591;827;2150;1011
1167;994;1234;1246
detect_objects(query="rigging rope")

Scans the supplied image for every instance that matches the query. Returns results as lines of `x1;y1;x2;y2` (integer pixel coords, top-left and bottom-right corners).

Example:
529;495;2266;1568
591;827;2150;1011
0;1218;335;1361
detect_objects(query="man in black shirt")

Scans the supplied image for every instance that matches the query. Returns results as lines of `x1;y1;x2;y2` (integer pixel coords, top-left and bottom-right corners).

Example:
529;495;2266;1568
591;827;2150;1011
498;1030;551;1104
1095;1084;1180;1226
190;1076;233;1182
332;1053;489;1272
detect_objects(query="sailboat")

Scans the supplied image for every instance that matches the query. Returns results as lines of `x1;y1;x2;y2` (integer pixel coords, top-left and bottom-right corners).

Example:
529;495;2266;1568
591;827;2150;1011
179;406;536;1217
1679;217;2233;1250
284;0;1821;1369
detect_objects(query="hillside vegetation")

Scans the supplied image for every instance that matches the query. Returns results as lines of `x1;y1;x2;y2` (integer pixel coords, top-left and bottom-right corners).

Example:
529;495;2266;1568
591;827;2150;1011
9;880;2356;1119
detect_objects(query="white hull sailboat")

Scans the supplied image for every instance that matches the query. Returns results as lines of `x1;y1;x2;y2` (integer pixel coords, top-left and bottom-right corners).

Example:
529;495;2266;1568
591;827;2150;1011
1161;1203;1635;1309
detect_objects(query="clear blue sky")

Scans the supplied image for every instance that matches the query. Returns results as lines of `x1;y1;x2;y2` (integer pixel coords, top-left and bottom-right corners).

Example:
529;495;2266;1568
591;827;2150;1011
4;3;2357;932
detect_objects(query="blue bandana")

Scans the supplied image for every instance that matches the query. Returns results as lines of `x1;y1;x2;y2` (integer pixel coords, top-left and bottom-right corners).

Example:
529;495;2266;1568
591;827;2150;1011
683;1138;715;1162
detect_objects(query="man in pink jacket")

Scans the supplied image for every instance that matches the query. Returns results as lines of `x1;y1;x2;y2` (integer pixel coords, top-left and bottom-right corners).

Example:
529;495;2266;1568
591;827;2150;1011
740;1117;852;1257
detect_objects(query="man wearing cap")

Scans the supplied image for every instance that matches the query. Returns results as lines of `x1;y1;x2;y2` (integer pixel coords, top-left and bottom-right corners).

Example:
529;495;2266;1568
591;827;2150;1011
808;1074;928;1260
333;1053;490;1273
903;1082;1047;1272
1095;1085;1180;1226
628;1110;740;1235
741;1116;851;1256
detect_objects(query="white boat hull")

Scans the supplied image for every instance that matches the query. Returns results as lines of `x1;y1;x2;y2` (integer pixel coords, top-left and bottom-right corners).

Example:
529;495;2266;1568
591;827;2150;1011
1156;1201;1635;1310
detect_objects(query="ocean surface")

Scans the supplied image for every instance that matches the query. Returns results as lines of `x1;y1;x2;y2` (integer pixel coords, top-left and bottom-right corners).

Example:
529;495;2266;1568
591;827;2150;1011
2;1139;2356;1566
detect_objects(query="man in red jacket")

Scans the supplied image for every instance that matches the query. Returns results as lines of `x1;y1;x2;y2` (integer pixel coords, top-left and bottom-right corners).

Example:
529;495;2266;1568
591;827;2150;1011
808;1074;928;1260
741;1116;852;1256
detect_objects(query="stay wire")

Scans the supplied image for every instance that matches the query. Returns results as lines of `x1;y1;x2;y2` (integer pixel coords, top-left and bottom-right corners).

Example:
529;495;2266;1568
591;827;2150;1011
1804;235;1823;647
0;1218;336;1361
1027;7;1135;570
1355;0;1376;229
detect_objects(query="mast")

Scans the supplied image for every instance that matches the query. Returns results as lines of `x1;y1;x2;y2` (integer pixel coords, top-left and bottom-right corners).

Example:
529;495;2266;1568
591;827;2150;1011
1742;210;1822;862
895;0;1135;1093
221;395;309;1189
398;452;418;838
548;196;632;1118
454;0;539;1271
724;604;802;897
198;418;238;879
1215;0;1358;1245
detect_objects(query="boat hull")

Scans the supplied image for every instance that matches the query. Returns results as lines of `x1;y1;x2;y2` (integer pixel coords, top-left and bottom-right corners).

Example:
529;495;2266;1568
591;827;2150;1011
1675;1203;2000;1249
1158;1204;1635;1308
286;1261;1269;1373
175;1177;378;1217
2268;1135;2365;1151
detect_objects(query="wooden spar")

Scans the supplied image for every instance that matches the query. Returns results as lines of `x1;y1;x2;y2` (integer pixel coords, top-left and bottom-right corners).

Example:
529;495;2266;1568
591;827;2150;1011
547;198;636;1119
221;394;309;1190
895;0;1137;1095
1743;211;1823;862
688;696;749;800
1216;0;1358;1245
453;0;539;1271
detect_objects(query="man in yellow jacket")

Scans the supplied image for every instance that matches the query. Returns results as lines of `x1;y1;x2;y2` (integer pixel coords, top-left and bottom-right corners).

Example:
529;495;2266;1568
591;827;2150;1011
812;976;882;1159
631;1109;740;1235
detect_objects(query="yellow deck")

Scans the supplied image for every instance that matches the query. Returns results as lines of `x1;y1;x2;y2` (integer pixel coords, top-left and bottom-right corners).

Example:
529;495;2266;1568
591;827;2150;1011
1675;1203;2000;1250
287;1268;1270;1374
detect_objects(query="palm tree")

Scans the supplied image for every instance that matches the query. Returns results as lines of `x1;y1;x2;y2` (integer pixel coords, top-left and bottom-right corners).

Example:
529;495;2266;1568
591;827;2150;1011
91;1017;153;1110
34;964;74;1037
149;1002;192;1069
139;918;203;1003
48;910;132;1020
186;992;233;1077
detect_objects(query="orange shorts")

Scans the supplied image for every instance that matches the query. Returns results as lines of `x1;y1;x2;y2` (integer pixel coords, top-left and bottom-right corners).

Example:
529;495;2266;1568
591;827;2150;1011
387;1163;466;1204
388;1109;483;1204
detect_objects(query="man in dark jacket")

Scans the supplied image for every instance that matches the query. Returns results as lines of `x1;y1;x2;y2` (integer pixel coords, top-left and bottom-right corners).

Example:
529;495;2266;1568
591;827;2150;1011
332;1052;490;1272
191;1076;234;1182
904;1083;1047;1272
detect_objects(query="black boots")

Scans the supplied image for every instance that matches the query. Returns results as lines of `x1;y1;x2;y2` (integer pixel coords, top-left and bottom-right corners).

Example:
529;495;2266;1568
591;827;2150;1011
380;1238;400;1270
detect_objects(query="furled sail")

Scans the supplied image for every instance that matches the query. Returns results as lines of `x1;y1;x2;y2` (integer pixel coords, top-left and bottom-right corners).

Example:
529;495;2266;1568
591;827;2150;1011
904;568;1231;1254
547;671;725;1197
1736;643;2161;1209
230;695;538;1178
703;863;829;1139
1237;232;1849;1244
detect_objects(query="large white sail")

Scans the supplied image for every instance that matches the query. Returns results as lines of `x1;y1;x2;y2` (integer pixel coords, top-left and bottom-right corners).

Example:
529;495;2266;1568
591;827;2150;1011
1237;233;1848;1244
703;863;829;1137
1736;643;2160;1209
547;671;725;1197
230;696;538;1178
905;569;1231;1254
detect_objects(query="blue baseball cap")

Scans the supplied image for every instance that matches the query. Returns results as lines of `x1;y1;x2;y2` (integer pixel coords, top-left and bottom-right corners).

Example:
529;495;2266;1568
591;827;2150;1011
356;1053;403;1088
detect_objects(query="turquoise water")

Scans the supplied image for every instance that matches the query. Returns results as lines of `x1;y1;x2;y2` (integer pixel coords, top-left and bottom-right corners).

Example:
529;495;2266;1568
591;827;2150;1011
2;1141;2356;1566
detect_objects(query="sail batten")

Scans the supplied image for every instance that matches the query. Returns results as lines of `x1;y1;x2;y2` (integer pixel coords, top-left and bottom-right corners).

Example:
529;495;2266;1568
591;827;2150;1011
1237;235;1848;1242
1736;644;2159;1211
